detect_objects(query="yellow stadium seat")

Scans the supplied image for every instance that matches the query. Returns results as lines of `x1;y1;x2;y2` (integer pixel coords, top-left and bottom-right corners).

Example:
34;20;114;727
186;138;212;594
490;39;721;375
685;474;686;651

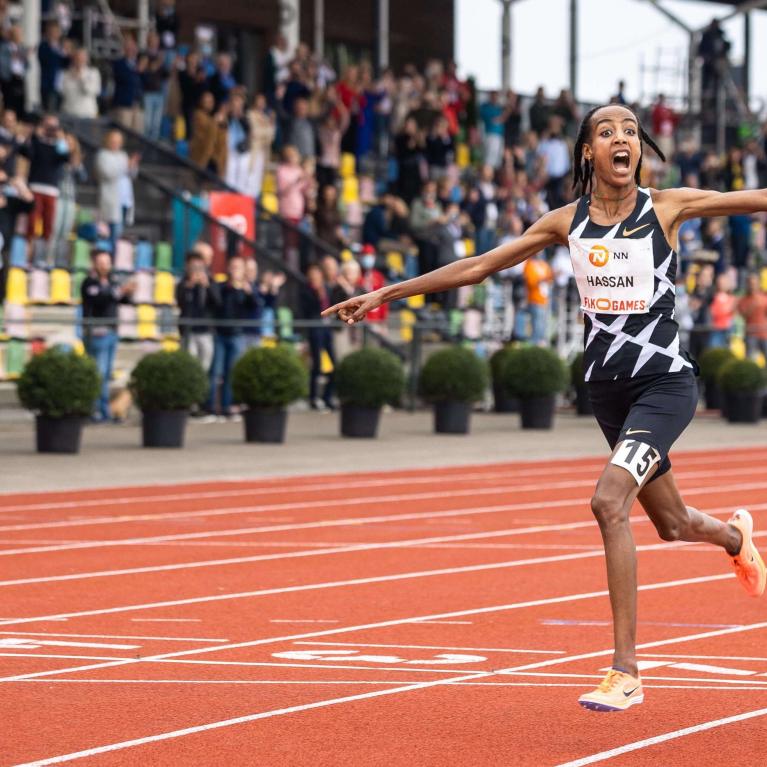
730;336;746;360
262;172;276;195
71;339;85;356
214;273;227;283
407;294;425;310
342;177;359;205
50;269;72;304
154;271;175;305
261;192;279;214
340;152;356;179
386;251;405;275
463;238;476;257
261;336;277;349
399;308;416;343
161;337;180;352
456;143;470;169
136;304;158;340
6;268;27;305
760;267;767;293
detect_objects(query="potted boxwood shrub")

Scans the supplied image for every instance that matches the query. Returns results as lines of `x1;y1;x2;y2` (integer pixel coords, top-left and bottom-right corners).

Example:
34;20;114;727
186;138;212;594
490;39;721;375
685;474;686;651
698;347;736;411
501;346;569;429
718;358;764;424
489;346;519;413
129;350;208;448
335;347;405;438
231;345;308;443
418;345;488;434
570;351;593;416
17;348;100;454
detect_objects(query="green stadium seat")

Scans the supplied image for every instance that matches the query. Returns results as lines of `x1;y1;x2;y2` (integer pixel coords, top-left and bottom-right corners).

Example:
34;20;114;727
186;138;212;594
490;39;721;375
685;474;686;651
72;239;91;271
5;339;26;378
72;270;88;302
155;241;173;272
277;307;294;340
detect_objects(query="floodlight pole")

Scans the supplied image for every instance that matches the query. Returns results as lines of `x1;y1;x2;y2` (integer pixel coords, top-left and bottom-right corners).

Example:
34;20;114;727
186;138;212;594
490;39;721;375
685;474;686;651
22;0;41;113
377;0;390;72
500;0;513;91
569;0;578;98
314;0;324;58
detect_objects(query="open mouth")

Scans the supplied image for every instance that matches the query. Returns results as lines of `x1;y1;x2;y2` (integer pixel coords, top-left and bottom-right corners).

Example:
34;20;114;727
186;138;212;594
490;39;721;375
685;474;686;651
612;151;631;171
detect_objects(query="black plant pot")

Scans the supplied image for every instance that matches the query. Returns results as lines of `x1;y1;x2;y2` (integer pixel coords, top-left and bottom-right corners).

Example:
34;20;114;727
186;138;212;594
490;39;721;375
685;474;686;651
762;392;767;418
492;381;519;413
724;392;761;424
574;385;593;416
340;404;381;438
520;395;556;429
704;381;723;411
244;408;288;443
434;401;472;434
36;415;83;454
142;410;188;448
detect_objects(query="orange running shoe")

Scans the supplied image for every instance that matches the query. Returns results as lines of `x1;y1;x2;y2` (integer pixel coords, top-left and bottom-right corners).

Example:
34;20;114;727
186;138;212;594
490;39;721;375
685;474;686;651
728;509;766;598
578;669;643;712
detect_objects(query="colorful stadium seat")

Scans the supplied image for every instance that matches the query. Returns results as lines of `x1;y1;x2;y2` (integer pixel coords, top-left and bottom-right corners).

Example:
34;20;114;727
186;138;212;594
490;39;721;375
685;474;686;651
4;338;26;377
277;307;294;341
399;308;416;343
340;153;356;179
30;239;48;268
28;268;50;304
153;271;175;305
6;267;28;305
386;251;405;276
3;303;27;338
72;270;88;302
261;192;279;214
114;240;134;272
72;239;91;271
133;271;154;304
9;236;27;268
117;304;137;339
342;177;359;204
135;240;153;271
456;143;470;168
155;242;173;272
136;304;158;340
406;294;425;310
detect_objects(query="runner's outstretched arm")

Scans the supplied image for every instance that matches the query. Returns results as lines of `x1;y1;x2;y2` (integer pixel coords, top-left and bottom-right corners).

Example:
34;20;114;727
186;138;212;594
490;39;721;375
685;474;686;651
321;206;572;324
657;187;767;223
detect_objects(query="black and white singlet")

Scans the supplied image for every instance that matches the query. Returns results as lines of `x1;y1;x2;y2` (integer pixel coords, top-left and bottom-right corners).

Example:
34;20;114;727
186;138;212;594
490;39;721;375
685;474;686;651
568;187;694;382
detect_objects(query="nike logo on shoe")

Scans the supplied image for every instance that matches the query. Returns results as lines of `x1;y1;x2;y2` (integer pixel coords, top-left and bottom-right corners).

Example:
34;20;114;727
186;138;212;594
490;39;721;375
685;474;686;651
626;428;651;435
623;224;652;236
623;687;640;697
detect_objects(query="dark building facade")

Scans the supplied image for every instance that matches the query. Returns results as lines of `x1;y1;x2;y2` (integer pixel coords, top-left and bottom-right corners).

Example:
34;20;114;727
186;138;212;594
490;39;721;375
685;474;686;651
106;0;454;92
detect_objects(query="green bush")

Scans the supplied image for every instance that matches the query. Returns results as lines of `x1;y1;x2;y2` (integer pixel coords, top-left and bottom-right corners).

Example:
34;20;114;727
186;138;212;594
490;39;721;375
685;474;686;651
418;346;488;403
232;345;308;408
718;358;765;394
17;348;100;418
570;352;586;386
129;350;208;411
698;347;736;384
336;347;406;408
501;346;569;399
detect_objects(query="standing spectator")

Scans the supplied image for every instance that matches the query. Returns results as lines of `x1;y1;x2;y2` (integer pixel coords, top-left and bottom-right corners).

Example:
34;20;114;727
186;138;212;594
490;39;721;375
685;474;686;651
410;180;444;276
189;91;228;175
331;258;363;305
288;97;316;160
139;31;168;141
316;99;349;189
177;51;207;139
359;246;389;323
522;252;553;345
276;144;309;269
225;90;250;190
479;91;505;169
207;53;236;110
315;184;348;250
176;250;216;373
611;80;628;105
738;273;767;360
20;114;70;244
264;33;291;107
503;90;522;148
337;66;364;156
155;0;179;52
528;86;550;135
689;263;715;358
51;132;85;262
425;115;454;180
241;94;275;199
242;259;284;346
698;19;730;100
81;249;134;422
0;26;29;118
650;93;679;161
207;255;253;417
552;88;579;138
709;272;736;348
394;117;425;204
38;21;69;112
112;37;144;132
537;116;570;210
60;48;101;120
95;129;139;250
300;263;335;410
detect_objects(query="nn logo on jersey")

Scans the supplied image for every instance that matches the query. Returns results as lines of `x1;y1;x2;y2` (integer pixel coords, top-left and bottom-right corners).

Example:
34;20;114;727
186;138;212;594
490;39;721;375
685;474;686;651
588;245;610;267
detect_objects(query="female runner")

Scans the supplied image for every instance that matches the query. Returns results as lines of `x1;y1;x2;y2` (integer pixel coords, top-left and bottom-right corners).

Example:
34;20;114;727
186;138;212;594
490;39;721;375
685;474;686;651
322;104;767;712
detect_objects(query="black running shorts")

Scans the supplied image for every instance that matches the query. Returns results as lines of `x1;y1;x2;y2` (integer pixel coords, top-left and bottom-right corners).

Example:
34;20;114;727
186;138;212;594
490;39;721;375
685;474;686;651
587;370;699;482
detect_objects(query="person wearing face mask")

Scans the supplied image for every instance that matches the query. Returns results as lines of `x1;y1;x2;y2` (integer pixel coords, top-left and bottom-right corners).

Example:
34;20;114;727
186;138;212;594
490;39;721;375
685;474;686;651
359;245;388;323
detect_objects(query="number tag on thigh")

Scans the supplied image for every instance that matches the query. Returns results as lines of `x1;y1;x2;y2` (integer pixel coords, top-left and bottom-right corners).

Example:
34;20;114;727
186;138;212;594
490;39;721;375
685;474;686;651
611;440;661;485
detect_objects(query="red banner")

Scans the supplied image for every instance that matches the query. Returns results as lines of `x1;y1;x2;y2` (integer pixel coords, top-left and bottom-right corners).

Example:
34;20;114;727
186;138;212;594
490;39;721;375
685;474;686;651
208;192;256;274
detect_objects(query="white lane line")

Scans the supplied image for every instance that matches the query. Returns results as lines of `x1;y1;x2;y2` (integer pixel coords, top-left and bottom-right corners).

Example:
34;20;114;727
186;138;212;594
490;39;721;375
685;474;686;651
2;448;756;515
0;464;763;536
10;671;492;767
0;632;228;643
496;621;767;674
130;619;202;623
293;642;566;655
0;652;128;661
0;638;138;650
639;653;767;662
269;620;339;624
0;571;737;683
554;707;767;767
669;662;756;676
499;671;767;686
412;621;473;625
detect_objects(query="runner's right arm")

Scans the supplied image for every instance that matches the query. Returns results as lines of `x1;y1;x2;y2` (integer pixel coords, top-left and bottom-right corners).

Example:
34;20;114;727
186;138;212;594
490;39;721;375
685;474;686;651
322;205;572;324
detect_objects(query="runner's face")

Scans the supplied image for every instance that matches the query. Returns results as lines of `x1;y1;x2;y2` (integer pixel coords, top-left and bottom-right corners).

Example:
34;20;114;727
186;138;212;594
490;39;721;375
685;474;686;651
584;107;641;189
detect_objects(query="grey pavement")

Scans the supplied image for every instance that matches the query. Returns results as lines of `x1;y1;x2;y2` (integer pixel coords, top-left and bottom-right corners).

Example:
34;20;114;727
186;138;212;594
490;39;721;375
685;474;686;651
0;407;765;494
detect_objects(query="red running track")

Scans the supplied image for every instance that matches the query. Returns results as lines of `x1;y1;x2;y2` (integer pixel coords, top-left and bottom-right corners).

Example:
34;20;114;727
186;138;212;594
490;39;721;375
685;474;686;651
2;447;767;766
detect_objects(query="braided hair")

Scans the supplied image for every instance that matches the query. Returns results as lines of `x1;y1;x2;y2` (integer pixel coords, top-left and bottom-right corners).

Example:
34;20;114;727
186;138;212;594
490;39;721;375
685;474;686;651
571;105;666;197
